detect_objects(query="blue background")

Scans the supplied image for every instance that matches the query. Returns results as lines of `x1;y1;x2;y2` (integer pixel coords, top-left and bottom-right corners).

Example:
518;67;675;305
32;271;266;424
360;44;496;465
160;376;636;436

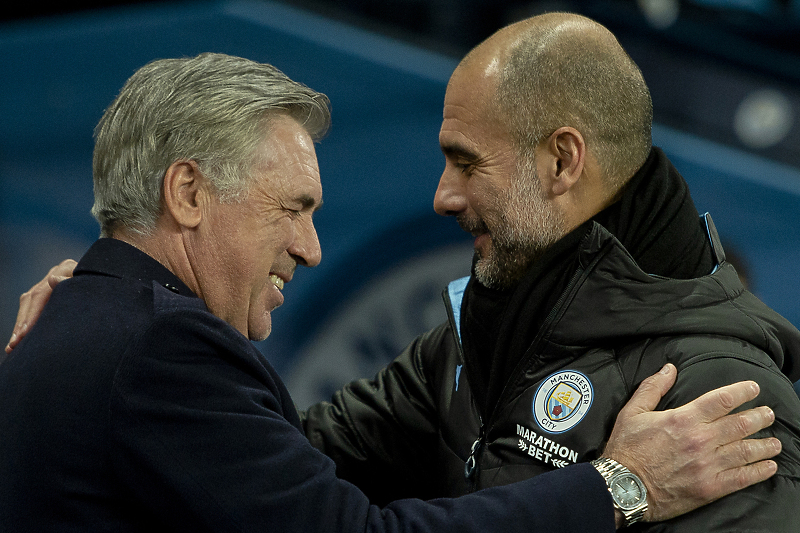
2;0;799;405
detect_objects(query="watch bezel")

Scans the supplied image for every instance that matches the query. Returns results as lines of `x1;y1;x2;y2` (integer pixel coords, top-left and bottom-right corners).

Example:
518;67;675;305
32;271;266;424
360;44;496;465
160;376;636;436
608;471;647;511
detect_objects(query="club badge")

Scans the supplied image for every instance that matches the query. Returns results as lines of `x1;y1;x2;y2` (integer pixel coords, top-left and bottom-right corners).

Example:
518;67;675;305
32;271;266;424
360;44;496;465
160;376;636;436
533;370;593;434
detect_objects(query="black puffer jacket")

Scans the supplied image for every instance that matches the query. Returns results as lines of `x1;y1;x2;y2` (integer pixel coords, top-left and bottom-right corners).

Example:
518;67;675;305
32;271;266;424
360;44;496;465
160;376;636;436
303;213;800;532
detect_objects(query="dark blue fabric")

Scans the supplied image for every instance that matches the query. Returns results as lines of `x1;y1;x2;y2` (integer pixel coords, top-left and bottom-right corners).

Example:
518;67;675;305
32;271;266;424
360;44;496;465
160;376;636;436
0;238;614;532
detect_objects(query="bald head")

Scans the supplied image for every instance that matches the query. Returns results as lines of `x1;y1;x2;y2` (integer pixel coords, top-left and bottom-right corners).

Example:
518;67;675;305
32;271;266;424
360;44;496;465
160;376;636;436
456;13;652;192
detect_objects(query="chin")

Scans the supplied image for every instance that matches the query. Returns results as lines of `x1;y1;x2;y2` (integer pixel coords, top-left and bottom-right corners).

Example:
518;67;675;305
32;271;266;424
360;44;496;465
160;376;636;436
248;315;273;341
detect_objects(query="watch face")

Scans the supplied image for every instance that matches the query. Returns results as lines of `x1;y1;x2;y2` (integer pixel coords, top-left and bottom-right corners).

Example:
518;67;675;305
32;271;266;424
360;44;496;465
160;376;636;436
611;474;645;510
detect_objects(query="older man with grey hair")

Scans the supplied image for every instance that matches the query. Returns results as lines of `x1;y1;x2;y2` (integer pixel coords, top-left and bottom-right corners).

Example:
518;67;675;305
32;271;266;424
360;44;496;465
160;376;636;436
0;50;785;532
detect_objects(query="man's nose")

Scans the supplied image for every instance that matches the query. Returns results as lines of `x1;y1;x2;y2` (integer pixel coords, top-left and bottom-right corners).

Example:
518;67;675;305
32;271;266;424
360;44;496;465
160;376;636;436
433;164;468;217
290;218;322;268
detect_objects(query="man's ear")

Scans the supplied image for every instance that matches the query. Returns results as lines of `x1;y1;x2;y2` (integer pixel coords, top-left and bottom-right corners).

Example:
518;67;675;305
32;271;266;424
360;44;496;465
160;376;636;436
162;160;207;229
544;127;586;196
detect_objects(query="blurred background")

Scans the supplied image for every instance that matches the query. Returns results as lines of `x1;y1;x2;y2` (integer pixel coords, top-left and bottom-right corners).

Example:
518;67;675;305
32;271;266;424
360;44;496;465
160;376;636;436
2;0;799;405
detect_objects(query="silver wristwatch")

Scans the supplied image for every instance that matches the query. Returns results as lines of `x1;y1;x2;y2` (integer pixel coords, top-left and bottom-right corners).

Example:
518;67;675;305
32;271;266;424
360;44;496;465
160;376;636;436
590;457;648;527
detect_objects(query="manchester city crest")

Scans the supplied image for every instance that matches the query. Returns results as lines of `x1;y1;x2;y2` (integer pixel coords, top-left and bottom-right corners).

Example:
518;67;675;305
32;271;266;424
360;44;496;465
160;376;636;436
533;370;593;434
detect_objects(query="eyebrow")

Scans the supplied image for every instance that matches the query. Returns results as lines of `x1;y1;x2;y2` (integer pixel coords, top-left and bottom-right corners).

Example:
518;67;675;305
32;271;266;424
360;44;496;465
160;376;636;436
440;140;479;162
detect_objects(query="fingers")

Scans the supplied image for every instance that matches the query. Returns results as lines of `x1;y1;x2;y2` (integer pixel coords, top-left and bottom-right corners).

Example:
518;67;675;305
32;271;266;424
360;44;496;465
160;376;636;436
47;259;78;289
686;381;762;424
6;291;39;354
717;433;781;472
603;368;784;523
705;458;779;504
619;363;677;416
5;259;77;354
6;292;34;354
5;323;27;354
714;406;776;447
697;434;781;505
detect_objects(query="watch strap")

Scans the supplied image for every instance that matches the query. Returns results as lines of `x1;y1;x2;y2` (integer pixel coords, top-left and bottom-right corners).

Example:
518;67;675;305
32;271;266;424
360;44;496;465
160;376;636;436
590;457;648;527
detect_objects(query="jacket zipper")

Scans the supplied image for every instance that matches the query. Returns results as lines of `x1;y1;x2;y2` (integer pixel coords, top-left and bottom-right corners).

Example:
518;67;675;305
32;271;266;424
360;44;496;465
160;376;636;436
442;288;487;488
444;270;585;488
445;231;613;489
490;264;587;417
488;235;615;428
468;263;588;484
464;416;484;482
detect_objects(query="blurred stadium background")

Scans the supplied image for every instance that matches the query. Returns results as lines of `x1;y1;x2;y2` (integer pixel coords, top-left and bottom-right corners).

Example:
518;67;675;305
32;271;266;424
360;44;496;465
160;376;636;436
2;0;799;405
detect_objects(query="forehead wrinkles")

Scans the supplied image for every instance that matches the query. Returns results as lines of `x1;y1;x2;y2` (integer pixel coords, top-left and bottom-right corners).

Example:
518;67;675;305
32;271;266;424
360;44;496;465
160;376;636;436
441;66;509;146
441;100;496;157
273;145;318;181
440;108;513;167
245;127;321;213
254;121;319;174
439;112;480;157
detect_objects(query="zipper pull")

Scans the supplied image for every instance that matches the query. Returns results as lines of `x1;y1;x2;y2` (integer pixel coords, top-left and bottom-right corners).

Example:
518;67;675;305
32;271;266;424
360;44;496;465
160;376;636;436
464;438;481;479
464;418;485;480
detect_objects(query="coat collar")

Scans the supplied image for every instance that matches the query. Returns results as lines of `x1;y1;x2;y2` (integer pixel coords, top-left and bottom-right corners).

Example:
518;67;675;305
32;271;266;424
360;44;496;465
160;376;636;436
74;238;196;298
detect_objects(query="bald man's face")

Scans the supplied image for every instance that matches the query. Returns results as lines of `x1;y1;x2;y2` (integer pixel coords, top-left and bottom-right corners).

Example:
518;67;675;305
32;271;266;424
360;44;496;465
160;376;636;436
433;61;565;289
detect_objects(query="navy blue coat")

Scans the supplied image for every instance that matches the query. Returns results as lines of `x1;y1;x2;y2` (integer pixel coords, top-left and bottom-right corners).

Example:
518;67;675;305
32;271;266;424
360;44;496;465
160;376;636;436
0;238;614;532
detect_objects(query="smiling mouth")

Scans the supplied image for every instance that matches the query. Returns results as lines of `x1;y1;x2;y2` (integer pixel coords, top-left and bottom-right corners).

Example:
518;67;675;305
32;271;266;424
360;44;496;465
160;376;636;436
456;214;489;237
268;274;285;290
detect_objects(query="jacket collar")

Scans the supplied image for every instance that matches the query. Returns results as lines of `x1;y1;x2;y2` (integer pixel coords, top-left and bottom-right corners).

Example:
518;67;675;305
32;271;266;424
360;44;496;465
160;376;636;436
74;238;196;298
447;212;724;323
592;146;714;279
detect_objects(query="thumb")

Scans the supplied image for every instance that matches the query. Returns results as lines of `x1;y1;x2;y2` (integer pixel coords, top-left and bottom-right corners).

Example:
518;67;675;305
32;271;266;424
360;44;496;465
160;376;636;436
622;363;677;417
47;275;71;289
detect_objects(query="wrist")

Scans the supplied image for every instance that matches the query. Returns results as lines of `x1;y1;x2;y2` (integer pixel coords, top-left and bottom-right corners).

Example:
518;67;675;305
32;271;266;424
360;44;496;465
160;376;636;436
614;509;624;530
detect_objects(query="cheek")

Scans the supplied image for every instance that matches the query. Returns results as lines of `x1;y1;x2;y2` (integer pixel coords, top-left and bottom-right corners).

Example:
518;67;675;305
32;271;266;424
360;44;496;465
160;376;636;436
469;194;502;227
255;219;296;261
467;177;506;215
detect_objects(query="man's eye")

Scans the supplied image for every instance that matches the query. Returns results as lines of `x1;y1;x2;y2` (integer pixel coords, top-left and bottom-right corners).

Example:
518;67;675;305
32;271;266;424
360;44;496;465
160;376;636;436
455;162;473;174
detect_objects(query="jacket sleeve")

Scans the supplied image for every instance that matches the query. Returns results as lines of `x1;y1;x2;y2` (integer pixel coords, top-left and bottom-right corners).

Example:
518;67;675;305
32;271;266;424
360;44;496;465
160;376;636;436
629;346;800;533
112;306;616;533
301;323;453;506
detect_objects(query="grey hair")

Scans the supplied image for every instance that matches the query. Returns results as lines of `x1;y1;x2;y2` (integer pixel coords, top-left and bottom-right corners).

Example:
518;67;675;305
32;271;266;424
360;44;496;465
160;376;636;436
495;14;652;191
92;52;331;237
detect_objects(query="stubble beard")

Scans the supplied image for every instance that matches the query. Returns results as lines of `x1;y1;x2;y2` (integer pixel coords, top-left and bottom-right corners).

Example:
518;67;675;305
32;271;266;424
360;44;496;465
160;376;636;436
460;159;566;290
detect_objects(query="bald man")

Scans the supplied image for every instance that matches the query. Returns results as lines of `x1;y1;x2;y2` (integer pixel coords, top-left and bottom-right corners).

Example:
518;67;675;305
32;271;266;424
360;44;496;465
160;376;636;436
303;13;800;532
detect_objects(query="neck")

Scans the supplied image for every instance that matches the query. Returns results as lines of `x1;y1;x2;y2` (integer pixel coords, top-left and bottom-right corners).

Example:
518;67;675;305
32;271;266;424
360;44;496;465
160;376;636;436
558;152;621;235
112;225;202;300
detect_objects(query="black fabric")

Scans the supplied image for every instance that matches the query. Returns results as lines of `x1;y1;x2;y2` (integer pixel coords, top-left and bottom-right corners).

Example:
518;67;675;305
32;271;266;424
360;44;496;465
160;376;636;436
301;220;800;532
461;146;714;418
592;147;714;279
461;224;591;418
74;237;196;297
